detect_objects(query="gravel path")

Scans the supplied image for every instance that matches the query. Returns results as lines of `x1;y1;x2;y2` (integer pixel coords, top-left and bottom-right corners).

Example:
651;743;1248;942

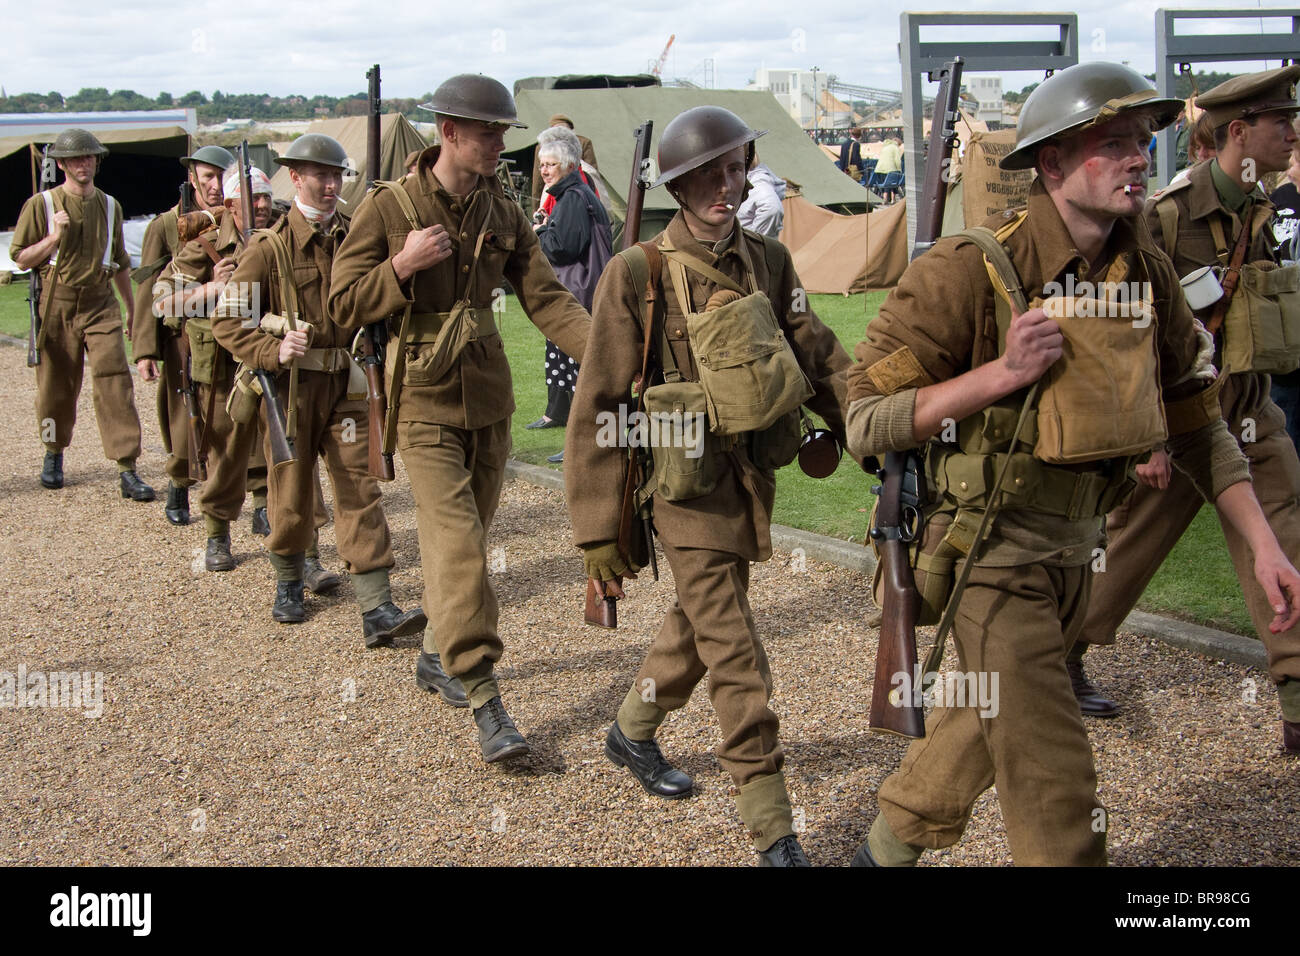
0;343;1294;866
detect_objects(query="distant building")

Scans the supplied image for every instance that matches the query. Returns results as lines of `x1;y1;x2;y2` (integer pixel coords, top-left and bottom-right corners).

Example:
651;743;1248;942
0;108;197;140
967;76;1005;128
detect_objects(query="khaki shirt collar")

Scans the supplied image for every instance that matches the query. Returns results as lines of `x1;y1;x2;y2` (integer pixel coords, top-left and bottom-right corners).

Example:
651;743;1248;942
663;211;742;265
1022;178;1149;286
286;203;346;252
419;145;504;211
1210;159;1251;213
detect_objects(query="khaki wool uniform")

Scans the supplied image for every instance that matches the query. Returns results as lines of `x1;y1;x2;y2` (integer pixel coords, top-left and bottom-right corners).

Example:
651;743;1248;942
12;185;142;462
132;204;194;486
212;206;394;585
846;181;1249;864
565;213;853;851
328;146;589;706
156;211;270;530
1078;160;1300;700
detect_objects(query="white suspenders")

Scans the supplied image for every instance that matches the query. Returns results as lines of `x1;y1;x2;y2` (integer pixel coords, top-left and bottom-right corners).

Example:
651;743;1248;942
40;188;117;272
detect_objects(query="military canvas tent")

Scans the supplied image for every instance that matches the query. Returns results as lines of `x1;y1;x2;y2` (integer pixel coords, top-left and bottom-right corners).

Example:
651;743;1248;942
502;87;868;242
778;195;909;294
0;125;190;229
269;114;427;208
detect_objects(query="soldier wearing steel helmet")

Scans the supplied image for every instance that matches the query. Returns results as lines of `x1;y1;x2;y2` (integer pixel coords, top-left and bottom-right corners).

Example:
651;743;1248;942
1071;66;1300;754
211;133;425;645
329;75;589;762
564;105;853;865
131;144;243;528
844;62;1300;866
11;128;153;501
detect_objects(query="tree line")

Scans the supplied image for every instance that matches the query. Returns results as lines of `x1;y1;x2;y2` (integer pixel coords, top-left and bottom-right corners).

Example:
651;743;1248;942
0;88;435;124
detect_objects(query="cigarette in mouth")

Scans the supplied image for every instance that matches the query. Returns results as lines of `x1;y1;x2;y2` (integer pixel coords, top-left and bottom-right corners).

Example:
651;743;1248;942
1123;185;1134;195
335;196;349;205
725;203;735;210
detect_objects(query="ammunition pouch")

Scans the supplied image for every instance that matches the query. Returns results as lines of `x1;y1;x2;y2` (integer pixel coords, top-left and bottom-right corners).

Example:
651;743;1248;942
1221;261;1300;376
185;320;219;386
226;363;263;425
641;380;728;501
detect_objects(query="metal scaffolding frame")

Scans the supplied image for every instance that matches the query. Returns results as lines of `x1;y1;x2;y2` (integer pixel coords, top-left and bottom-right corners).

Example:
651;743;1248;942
899;11;1078;250
1154;7;1300;187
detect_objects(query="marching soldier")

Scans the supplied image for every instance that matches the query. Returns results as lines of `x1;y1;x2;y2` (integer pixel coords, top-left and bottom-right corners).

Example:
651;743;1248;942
329;75;589;760
155;165;339;590
1071;66;1300;752
564;106;853;866
844;63;1300;866
132;145;247;528
211;134;423;644
12;128;153;501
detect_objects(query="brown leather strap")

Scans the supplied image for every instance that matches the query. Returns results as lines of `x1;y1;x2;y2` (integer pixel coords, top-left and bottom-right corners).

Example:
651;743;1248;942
196;232;222;264
1206;207;1255;336
634;241;662;405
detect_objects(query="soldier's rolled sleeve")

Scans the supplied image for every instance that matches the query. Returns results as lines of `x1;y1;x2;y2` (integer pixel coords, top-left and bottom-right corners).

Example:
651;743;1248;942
327;194;412;329
211;242;282;370
564;254;643;549
504;212;590;362
10;196;42;260
845;390;919;458
1167;418;1251;501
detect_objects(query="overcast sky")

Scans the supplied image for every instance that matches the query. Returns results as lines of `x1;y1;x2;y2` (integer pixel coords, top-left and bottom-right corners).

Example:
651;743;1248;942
2;0;1294;102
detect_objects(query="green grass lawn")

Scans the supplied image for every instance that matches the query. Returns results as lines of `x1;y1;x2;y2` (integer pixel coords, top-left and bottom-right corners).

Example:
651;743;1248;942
0;279;1255;634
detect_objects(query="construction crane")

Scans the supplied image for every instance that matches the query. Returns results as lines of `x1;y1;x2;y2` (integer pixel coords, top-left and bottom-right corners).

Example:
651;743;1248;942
651;35;675;78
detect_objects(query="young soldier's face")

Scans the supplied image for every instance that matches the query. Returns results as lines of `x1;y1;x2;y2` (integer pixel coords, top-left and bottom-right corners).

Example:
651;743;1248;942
445;118;507;179
289;162;342;213
190;162;226;209
57;155;96;186
1238;112;1299;175
1050;114;1153;220
673;145;747;238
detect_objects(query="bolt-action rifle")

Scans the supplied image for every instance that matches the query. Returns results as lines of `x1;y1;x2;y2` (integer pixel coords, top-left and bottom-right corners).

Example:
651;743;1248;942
585;119;658;629
26;145;60;367
868;56;963;739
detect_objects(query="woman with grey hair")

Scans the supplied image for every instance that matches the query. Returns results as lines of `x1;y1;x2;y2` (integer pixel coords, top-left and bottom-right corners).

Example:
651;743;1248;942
525;126;613;463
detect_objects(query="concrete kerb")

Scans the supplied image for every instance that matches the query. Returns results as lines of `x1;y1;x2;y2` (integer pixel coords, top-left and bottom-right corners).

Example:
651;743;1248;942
1;322;1265;675
504;457;1268;671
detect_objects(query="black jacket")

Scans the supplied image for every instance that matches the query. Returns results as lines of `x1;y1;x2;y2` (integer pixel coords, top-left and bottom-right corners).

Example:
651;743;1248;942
538;168;610;266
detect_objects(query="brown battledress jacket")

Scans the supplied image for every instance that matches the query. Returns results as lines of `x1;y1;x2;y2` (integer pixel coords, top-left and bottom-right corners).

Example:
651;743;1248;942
131;204;182;362
565;213;853;562
327;146;590;427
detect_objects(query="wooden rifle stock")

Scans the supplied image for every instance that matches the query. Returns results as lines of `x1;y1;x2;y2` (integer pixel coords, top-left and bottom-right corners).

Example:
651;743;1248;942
584;120;656;630
868;451;926;738
358;63;394;482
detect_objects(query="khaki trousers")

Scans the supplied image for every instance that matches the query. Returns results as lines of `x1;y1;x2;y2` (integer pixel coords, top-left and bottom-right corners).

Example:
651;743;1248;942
196;360;265;523
1077;371;1300;684
631;540;782;787
158;329;192;485
877;562;1106;866
36;284;141;462
262;369;391;574
398;419;512;677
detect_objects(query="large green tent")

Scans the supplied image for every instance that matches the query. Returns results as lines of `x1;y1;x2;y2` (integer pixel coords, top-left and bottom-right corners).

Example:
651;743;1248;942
269;113;427;209
502;87;869;242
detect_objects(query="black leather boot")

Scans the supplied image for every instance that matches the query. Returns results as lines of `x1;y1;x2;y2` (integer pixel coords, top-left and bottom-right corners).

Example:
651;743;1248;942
360;602;427;648
205;535;235;572
119;470;156;502
272;581;305;623
164;482;191;525
416;652;469;707
250;506;270;537
1067;654;1119;718
759;835;811;867
473;696;531;762
604;722;693;798
40;451;64;489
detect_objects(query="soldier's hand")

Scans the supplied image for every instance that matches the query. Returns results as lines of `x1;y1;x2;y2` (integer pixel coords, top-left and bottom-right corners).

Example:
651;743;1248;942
51;209;70;239
1002;307;1063;387
136;358;159;382
592;576;627;600
584;541;636;598
393;225;453;281
212;257;237;286
278;329;310;366
1254;550;1300;634
1136;448;1171;489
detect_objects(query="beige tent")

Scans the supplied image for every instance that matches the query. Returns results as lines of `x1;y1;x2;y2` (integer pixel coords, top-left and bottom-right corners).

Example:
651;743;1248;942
269;114;426;208
778;195;909;294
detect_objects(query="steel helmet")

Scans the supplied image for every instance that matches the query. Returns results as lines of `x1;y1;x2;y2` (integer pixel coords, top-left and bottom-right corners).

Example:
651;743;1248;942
420;74;527;128
47;128;109;158
181;145;236;171
651;106;766;188
1002;62;1183;171
274;134;350;170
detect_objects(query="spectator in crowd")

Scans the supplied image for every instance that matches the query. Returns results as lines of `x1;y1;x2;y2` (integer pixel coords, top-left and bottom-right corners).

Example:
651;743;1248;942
737;150;785;238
